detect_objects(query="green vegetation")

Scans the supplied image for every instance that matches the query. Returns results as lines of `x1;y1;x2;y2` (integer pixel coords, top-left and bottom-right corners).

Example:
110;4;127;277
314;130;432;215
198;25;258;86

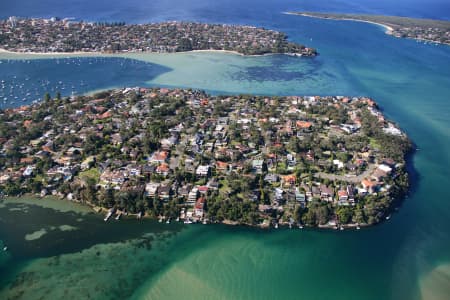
0;89;412;228
291;12;450;45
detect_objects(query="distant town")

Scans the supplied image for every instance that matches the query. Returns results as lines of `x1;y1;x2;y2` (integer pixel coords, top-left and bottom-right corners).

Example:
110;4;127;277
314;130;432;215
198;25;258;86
0;88;412;229
0;17;317;56
290;12;450;45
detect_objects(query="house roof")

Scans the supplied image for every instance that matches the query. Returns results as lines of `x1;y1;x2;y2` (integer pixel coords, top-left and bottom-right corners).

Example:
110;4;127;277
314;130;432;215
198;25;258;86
283;175;296;183
338;190;348;197
296;121;312;128
156;163;169;172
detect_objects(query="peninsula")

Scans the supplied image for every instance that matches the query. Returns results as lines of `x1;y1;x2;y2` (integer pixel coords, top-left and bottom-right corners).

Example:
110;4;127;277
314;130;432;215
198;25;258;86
0;88;412;228
288;12;450;45
0;17;317;56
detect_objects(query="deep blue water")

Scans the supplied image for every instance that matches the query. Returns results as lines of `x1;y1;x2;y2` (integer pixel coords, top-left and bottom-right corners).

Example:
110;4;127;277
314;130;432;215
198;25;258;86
1;0;450;23
0;1;449;299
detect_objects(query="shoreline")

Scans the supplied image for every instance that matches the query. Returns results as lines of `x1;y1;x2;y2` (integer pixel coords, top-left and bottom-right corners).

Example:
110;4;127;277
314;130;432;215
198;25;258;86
284;12;394;34
284;12;450;46
0;48;304;59
2;194;372;231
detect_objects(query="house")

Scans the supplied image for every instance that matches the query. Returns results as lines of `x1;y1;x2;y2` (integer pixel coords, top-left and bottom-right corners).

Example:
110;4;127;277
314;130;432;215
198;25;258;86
0;174;11;184
187;187;198;205
252;159;264;173
156;163;170;176
207;179;219;190
371;168;388;181
145;182;159;197
216;161;229;173
142;164;156;175
178;184;191;199
296;121;312;129
378;164;393;174
295;189;306;205
184;158;196;173
150;151;169;164
66;147;83;156
282;175;296;187
158;185;171;201
160;135;178;149
264;174;279;183
311;186;321;198
198;186;209;194
320;185;334;202
20;157;34;164
111;133;123;145
274;188;284;201
333;159;344;169
127;165;141;177
196;165;210;177
23;165;35;177
301;184;312;199
194;197;205;217
347;185;355;204
286;153;296;167
81;156;95;170
361;178;379;194
100;169;127;186
337;190;349;206
258;204;273;213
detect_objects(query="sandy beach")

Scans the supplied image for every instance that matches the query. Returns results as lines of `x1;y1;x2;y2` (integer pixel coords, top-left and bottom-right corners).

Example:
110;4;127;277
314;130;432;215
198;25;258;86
284;12;394;34
0;48;287;61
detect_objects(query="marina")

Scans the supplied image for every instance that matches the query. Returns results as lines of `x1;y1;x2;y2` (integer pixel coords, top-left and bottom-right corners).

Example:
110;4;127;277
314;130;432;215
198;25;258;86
0;56;168;108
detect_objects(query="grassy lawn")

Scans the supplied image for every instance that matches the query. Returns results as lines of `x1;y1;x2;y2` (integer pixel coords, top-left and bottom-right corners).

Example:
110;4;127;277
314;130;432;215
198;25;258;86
369;137;381;149
79;168;100;183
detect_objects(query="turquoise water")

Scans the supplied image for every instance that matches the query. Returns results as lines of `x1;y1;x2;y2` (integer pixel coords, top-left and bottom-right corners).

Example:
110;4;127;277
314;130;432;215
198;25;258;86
1;1;450;299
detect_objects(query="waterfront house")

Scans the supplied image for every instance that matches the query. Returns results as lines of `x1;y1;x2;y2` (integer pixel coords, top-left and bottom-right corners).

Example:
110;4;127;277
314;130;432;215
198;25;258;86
320;185;334;202
194;197;205;217
145;182;159;198
187;187;199;205
337;189;349;206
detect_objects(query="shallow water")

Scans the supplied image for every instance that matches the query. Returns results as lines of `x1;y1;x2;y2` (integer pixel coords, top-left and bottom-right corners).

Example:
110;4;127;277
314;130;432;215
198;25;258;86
1;0;450;299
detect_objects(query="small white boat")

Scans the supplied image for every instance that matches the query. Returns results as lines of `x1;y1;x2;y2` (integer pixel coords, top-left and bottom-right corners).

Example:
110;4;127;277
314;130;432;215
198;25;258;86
386;215;391;220
3;246;7;251
274;223;279;229
340;226;344;231
166;218;170;224
104;210;113;222
184;219;193;224
298;225;304;229
115;213;121;220
356;226;361;230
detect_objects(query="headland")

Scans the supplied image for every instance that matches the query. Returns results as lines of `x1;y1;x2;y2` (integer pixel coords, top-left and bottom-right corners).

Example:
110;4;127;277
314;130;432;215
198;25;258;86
287;12;450;45
0;17;317;56
0;87;412;229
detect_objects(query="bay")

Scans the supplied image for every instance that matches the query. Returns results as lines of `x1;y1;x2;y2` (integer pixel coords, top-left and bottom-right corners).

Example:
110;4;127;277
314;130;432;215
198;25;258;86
0;0;450;299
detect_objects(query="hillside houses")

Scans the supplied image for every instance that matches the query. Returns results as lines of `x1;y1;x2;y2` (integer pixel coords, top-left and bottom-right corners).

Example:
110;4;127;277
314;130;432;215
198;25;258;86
0;18;317;56
0;87;411;227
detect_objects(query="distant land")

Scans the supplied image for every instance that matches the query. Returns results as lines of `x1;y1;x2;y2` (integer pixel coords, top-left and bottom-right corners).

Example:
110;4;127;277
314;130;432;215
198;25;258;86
0;17;317;56
287;12;450;45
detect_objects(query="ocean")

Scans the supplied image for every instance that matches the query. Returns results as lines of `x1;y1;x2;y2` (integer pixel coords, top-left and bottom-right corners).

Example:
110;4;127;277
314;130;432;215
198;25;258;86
0;0;450;299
